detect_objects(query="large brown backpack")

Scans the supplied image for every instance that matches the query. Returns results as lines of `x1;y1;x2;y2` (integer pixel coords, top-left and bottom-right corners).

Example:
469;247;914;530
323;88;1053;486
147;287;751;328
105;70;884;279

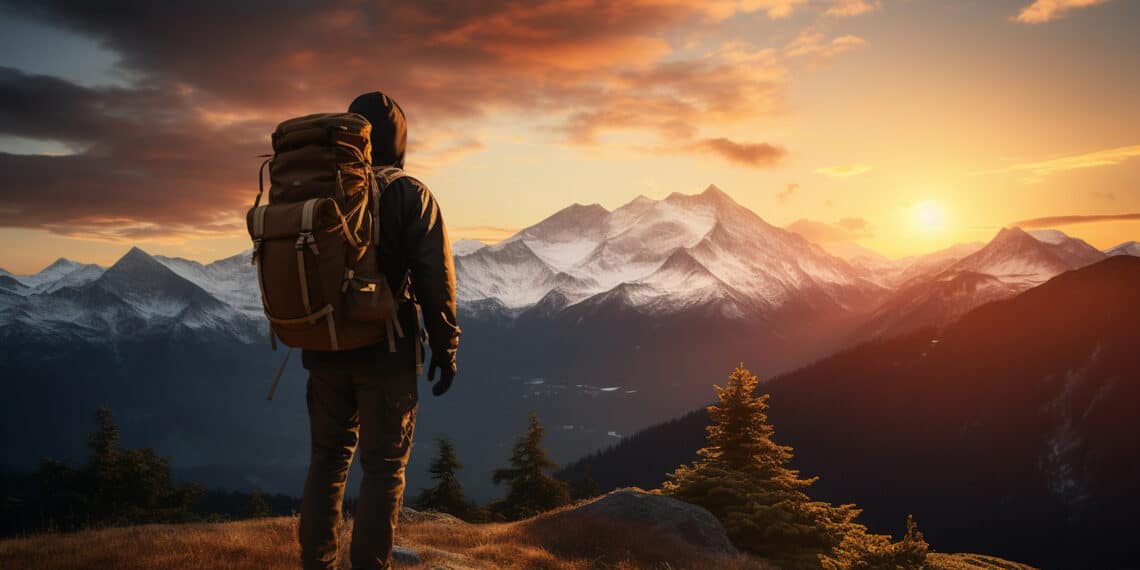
246;113;406;367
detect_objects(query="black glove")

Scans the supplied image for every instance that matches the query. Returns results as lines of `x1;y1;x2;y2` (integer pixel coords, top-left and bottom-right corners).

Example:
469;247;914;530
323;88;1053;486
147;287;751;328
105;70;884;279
427;355;457;397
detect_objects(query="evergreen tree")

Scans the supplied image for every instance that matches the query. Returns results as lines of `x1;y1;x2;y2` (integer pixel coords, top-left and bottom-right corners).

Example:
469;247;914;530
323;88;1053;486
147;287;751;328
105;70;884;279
88;406;120;483
821;515;928;569
247;489;270;518
492;413;571;520
34;407;204;528
414;438;472;518
571;463;601;500
660;364;863;565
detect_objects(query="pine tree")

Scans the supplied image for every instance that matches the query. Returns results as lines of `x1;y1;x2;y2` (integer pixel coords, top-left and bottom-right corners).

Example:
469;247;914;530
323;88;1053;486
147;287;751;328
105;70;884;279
660;364;863;564
414;437;472;518
821;515;928;569
38;407;206;527
88;406;120;481
491;413;571;520
247;489;270;518
571;463;601;500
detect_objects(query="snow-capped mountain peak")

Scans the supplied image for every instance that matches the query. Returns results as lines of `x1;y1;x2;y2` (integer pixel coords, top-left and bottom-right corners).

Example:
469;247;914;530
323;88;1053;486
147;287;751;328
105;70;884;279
2;256;106;295
455;186;878;316
946;227;1105;286
1106;241;1140;257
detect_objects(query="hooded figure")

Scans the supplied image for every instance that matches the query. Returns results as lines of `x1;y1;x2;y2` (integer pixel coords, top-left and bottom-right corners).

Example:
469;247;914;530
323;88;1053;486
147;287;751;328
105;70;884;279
298;91;460;570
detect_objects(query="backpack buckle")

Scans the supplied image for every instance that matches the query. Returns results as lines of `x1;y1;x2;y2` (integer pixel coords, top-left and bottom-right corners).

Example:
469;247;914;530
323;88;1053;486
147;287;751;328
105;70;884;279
295;232;320;255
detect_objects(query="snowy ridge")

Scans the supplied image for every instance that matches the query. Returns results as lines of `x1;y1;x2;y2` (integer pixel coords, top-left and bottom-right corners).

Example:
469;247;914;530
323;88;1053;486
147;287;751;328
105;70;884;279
1105;241;1140;257
457;185;881;317
857;227;1109;339
0;187;1130;343
0;247;261;343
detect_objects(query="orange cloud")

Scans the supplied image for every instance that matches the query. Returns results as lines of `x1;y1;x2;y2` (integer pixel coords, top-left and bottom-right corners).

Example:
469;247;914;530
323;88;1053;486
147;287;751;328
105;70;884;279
1012;0;1111;23
689;138;786;167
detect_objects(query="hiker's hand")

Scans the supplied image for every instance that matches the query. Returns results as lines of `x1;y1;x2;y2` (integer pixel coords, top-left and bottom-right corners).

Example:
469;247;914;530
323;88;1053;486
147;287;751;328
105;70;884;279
427;356;457;397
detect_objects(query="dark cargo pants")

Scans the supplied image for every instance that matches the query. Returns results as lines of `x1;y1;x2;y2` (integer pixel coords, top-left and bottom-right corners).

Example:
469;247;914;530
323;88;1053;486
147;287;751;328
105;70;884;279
299;367;418;570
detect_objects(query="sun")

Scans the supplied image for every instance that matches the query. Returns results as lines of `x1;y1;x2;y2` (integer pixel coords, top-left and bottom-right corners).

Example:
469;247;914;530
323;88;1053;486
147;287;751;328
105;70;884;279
912;200;947;232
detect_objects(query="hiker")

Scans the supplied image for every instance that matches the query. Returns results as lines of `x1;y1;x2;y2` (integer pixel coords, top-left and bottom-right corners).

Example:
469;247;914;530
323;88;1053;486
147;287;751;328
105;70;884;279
294;92;460;570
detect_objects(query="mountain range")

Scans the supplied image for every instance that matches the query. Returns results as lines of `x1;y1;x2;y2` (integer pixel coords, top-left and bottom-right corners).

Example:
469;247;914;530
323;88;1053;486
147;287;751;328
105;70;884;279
560;256;1140;568
2;186;1129;344
0;185;1135;505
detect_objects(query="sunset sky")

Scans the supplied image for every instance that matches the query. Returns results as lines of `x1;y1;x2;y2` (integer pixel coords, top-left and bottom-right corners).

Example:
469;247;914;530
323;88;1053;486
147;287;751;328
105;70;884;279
1;0;1137;273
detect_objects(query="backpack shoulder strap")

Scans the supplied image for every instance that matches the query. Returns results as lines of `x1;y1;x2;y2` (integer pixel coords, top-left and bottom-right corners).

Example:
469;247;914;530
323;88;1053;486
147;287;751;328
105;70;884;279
375;166;408;191
370;166;409;246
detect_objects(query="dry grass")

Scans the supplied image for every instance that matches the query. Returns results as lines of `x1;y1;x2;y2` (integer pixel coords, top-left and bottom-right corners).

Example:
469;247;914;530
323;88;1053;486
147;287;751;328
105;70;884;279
0;514;1031;570
926;552;1037;570
0;513;768;570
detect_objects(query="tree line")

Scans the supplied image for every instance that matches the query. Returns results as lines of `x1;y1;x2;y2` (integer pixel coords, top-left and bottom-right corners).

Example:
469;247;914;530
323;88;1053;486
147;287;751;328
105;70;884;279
3;364;929;567
0;407;297;536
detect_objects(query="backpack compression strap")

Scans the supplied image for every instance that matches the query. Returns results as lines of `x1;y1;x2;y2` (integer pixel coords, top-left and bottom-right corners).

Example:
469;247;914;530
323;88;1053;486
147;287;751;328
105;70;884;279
371;166;409;352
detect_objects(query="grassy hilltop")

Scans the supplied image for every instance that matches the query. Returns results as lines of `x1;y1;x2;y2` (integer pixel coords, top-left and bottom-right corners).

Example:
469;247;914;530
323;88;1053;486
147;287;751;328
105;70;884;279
0;511;1032;570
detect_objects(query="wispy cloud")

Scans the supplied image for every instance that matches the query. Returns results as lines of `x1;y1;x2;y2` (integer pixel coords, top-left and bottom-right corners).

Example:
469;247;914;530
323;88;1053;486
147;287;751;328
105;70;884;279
778;183;799;203
745;0;811;19
989;144;1140;181
825;0;882;17
816;163;872;177
1012;0;1111;24
1012;213;1140;228
785;31;867;62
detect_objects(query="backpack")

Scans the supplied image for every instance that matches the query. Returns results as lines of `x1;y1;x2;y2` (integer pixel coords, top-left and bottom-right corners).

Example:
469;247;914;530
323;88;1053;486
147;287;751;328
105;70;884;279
246;113;406;367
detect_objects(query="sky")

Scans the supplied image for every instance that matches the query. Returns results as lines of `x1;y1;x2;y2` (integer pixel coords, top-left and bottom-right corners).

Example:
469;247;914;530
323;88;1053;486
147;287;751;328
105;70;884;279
0;0;1137;273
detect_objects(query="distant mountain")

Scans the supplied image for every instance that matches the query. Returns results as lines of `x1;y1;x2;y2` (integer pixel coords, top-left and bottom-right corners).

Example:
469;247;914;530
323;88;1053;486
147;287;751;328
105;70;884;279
561;256;1140;568
0;247;259;344
1105;240;1140;257
457;185;884;319
451;238;486;256
154;251;261;318
857;227;1106;339
1;257;106;295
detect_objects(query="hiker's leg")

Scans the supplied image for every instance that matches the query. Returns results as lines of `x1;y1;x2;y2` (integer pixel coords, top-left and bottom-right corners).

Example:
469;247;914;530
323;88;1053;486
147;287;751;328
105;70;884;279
300;369;360;570
349;368;418;570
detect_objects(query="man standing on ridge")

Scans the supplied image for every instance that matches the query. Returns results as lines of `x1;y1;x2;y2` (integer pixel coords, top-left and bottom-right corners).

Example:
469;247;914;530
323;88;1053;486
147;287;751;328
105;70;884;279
299;91;461;570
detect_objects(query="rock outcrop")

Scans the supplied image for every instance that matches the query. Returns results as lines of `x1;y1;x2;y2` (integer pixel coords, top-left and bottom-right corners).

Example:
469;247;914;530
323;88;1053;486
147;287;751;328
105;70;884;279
528;487;738;557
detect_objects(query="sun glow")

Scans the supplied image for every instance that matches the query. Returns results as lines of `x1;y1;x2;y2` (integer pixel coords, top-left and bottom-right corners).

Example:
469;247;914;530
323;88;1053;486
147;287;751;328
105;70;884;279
912;200;948;232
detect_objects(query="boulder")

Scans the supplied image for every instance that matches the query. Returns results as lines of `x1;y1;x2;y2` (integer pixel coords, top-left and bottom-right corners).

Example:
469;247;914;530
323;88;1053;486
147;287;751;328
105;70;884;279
537;487;737;557
391;545;422;565
399;506;465;526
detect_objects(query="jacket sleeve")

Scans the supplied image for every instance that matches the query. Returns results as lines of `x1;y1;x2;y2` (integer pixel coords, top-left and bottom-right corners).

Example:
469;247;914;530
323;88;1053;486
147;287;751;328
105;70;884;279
399;177;460;365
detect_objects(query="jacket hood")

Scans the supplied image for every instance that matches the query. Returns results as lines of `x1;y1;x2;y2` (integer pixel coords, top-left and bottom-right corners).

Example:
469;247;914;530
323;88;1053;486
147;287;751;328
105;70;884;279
348;91;407;168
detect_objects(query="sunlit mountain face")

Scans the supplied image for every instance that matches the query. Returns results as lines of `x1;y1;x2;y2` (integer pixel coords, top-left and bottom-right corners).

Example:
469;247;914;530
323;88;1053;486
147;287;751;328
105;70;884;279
0;189;1133;504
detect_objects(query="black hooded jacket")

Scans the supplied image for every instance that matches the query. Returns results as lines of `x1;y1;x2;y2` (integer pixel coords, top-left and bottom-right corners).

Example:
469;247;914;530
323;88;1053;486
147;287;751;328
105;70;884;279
301;92;460;373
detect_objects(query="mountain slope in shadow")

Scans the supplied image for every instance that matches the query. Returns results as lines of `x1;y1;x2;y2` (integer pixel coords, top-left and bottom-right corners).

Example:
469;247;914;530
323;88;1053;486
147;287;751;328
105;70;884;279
562;256;1140;568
